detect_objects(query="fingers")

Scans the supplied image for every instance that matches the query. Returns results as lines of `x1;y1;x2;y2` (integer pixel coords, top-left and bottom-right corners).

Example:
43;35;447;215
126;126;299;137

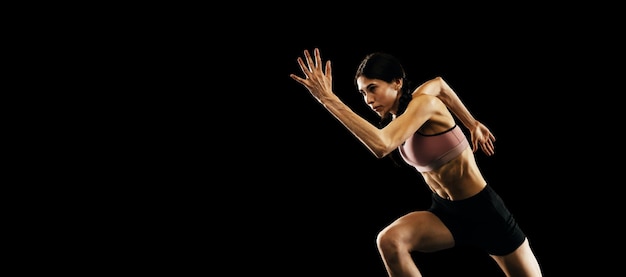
473;136;495;156
314;48;322;69
325;60;332;81
296;57;308;77
290;48;324;86
302;48;324;72
289;57;309;86
304;49;315;72
483;145;494;156
482;139;494;156
289;73;305;85
291;48;331;81
293;48;319;80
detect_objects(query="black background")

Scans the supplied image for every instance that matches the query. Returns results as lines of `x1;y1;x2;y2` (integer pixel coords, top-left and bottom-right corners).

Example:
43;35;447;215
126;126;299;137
260;37;553;276
125;8;623;276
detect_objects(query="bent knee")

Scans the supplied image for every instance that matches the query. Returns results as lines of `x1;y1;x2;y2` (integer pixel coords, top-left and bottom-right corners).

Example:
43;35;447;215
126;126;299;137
376;225;412;253
377;211;453;253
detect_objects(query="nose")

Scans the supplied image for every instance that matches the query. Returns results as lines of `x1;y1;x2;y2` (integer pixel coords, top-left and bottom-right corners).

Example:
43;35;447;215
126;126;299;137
365;93;375;105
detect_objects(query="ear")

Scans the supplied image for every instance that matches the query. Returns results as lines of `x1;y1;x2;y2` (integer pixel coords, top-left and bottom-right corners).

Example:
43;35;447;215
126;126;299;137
394;78;403;90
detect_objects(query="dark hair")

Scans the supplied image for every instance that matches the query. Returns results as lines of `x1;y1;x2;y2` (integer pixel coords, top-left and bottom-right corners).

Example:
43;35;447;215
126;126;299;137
355;52;414;167
354;52;413;127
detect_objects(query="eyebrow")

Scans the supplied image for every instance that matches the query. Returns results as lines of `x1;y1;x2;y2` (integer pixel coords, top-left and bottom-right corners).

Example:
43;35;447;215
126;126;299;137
358;82;376;94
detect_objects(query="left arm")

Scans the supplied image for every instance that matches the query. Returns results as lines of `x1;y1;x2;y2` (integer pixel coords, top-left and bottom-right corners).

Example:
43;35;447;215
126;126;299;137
413;77;496;156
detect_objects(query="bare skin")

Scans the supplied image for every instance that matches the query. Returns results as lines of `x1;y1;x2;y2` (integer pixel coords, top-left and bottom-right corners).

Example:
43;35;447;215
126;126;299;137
290;48;542;276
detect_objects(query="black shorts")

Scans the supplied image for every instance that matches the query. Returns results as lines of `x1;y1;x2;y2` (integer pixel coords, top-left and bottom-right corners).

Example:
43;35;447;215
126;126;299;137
428;184;526;256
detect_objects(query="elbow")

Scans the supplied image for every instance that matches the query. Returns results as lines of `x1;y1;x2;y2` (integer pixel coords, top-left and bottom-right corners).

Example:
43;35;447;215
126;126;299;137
414;76;445;97
367;133;396;159
372;145;396;159
431;76;452;101
373;151;386;159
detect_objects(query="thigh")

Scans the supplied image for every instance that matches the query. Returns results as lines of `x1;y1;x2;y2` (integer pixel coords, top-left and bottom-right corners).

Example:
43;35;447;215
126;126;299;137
490;238;543;277
381;211;455;253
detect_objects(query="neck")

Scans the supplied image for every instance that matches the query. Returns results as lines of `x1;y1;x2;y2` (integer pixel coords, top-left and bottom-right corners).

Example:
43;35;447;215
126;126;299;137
390;91;402;116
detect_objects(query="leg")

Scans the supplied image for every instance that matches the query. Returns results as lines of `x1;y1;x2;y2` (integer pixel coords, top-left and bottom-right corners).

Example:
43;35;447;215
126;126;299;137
376;211;454;277
490;238;543;277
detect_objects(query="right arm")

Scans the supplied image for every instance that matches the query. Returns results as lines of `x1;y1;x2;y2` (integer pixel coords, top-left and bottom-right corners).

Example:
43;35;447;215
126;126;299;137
413;77;496;156
289;48;437;158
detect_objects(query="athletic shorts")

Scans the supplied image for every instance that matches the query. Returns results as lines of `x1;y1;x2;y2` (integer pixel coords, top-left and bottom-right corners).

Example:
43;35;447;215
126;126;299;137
428;184;526;256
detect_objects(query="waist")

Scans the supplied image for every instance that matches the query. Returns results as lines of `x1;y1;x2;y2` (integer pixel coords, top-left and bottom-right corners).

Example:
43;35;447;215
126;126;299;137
422;148;487;200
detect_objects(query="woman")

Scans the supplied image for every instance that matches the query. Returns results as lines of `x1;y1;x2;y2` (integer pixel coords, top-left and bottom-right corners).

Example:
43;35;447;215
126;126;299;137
290;48;542;277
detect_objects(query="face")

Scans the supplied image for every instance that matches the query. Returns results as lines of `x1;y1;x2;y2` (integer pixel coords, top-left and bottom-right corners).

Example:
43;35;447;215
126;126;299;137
356;76;402;117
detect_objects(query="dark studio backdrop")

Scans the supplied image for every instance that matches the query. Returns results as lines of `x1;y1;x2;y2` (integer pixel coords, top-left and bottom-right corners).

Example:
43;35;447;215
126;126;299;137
124;8;622;276
270;39;549;276
220;29;538;276
238;21;617;276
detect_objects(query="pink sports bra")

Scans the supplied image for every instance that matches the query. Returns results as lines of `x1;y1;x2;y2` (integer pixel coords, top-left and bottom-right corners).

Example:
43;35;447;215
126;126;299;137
398;125;469;172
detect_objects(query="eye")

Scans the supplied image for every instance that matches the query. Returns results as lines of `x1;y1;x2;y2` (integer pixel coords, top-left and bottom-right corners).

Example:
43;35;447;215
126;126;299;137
360;84;377;97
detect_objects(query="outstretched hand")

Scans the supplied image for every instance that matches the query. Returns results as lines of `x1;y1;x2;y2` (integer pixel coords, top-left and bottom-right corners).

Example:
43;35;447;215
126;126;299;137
470;122;496;156
289;48;335;103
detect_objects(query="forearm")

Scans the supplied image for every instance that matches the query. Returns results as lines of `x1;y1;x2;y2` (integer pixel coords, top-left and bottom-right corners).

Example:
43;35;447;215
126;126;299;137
438;85;479;130
319;95;389;158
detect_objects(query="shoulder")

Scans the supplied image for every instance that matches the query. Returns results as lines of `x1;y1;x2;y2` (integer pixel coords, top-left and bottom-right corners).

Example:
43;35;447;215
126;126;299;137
400;94;445;117
410;93;443;107
411;93;450;114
